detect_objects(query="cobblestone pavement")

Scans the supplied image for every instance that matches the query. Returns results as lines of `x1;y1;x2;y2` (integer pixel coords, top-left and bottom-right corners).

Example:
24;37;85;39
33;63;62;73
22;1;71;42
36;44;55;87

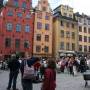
0;70;90;90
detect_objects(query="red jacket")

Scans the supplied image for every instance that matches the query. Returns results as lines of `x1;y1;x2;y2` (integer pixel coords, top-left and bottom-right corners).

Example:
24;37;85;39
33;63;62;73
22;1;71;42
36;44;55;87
34;62;41;70
41;68;56;90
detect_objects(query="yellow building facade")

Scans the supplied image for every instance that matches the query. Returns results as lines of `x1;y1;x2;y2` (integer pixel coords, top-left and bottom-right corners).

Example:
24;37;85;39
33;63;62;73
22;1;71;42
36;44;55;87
33;0;53;58
75;13;90;55
53;5;78;58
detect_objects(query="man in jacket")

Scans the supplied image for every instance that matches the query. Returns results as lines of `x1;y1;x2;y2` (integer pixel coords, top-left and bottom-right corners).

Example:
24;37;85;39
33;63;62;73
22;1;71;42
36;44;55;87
7;54;20;90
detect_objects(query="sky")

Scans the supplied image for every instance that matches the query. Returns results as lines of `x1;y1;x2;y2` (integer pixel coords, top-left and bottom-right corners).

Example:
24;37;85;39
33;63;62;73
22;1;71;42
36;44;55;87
4;0;90;15
33;0;90;15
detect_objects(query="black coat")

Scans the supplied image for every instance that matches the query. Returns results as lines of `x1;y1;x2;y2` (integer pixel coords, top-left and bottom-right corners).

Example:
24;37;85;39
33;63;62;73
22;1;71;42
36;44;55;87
8;58;20;72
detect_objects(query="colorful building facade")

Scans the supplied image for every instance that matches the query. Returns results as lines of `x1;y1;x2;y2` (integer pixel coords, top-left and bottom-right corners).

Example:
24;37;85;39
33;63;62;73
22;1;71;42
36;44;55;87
0;0;34;58
33;0;53;58
53;5;78;58
75;13;90;55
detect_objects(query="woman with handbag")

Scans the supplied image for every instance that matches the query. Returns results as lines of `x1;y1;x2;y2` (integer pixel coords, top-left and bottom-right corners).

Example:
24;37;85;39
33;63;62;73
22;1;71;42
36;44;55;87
20;56;40;90
41;59;56;90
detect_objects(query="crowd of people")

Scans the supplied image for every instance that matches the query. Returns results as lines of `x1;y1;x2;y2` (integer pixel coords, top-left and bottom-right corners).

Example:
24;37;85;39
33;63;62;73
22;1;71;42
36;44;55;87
56;56;90;76
0;53;90;90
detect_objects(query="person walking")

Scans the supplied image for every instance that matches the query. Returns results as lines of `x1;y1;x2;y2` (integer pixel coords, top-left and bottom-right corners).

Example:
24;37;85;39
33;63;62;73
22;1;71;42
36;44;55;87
80;56;87;73
72;57;79;76
68;57;73;75
7;54;20;90
41;59;56;90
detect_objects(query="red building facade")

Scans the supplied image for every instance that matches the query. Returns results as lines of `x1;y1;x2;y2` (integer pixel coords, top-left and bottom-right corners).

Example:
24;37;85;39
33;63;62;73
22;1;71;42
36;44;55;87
0;0;34;59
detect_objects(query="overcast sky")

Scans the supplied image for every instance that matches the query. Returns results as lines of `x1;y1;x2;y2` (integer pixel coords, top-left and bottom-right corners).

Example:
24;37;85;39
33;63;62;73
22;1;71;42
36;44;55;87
4;0;90;15
33;0;90;15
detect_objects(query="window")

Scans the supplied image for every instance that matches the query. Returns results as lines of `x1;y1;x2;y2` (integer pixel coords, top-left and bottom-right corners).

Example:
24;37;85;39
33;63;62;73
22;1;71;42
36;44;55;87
66;43;70;50
84;45;87;52
88;37;90;43
16;24;21;32
60;42;64;50
84;19;87;25
89;46;90;52
6;23;13;31
61;30;64;38
88;20;90;25
7;10;13;16
64;13;67;16
15;39;20;48
84;27;87;33
36;45;41;52
37;12;42;19
37;22;42;29
45;13;50;20
72;32;75;39
66;31;70;38
69;14;72;18
84;36;87;42
45;24;49;30
61;21;64;26
36;34;41;41
22;2;26;9
26;13;31;19
79;35;82;41
25;25;30;32
72;24;74;28
88;28;90;34
79;26;82;32
45;35;49;42
5;38;11;47
44;46;49;53
24;40;29;48
66;22;70;27
79;45;82;51
14;0;19;7
72;43;75;50
17;12;22;17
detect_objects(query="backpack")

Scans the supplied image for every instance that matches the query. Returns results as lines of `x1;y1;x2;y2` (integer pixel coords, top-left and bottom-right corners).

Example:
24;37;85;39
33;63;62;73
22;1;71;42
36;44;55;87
23;60;35;80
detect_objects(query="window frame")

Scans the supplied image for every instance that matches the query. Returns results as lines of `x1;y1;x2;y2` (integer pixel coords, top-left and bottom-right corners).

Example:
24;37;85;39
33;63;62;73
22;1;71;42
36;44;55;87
7;10;13;16
24;40;30;48
37;22;42;29
16;24;21;32
45;35;49;42
36;45;41;52
36;34;41;41
6;23;13;31
5;38;11;48
15;39;20;48
45;24;49;30
44;46;49;53
25;25;30;32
